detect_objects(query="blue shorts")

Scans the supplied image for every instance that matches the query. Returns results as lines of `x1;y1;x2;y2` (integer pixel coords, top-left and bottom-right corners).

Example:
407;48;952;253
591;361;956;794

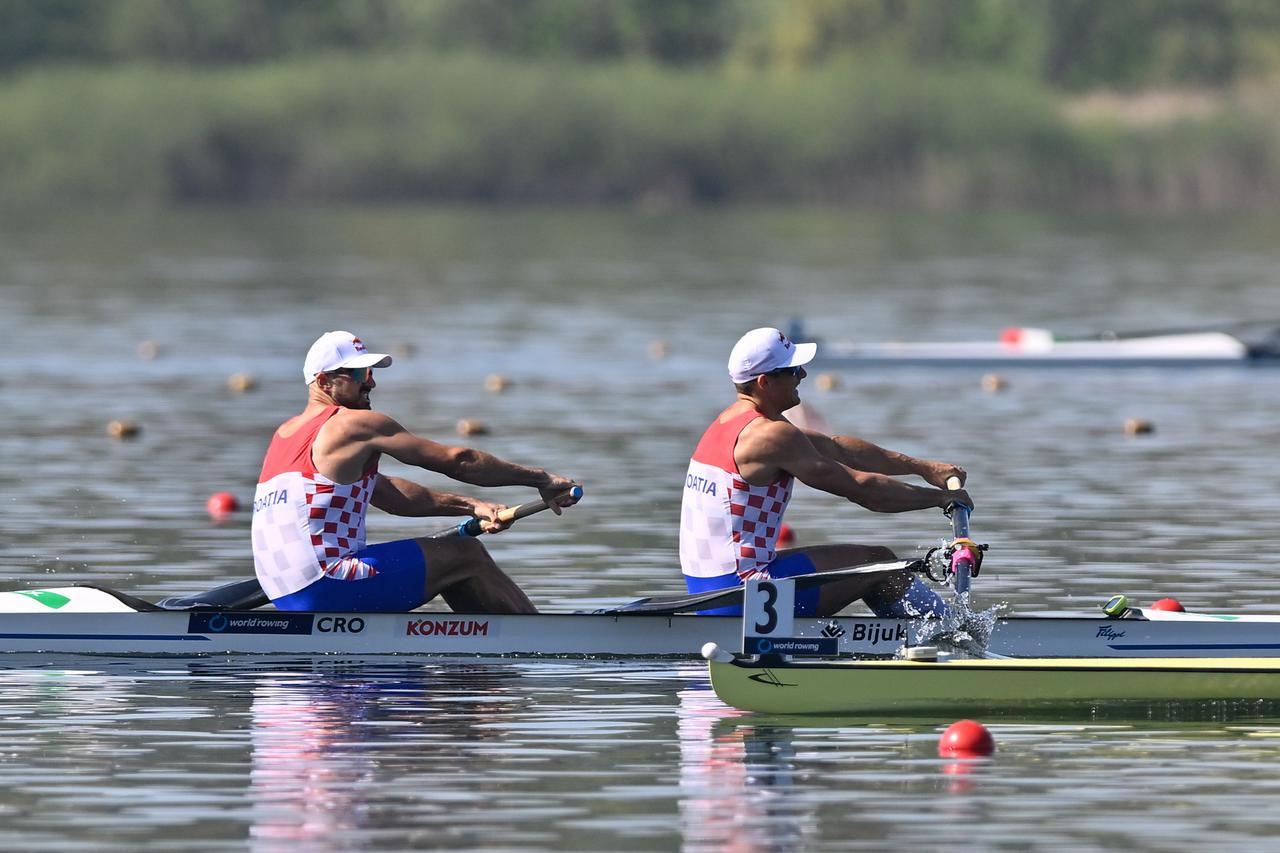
685;553;822;617
272;539;427;612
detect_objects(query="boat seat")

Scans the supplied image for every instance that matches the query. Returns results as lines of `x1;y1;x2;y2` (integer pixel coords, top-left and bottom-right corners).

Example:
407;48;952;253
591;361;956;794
155;577;269;611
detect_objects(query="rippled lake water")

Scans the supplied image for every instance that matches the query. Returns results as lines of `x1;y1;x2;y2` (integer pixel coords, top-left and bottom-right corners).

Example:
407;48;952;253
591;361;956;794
4;206;1280;849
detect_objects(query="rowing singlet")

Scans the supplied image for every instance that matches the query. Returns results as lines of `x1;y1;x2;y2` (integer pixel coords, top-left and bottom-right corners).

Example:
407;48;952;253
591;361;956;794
251;406;380;600
680;409;794;593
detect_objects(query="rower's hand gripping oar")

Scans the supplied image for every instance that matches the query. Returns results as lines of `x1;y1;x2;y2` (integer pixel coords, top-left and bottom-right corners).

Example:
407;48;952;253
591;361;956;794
432;486;583;538
941;475;985;596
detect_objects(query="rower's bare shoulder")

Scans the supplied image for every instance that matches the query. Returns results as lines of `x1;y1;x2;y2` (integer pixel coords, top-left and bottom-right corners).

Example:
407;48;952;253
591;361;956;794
326;408;401;440
739;416;806;455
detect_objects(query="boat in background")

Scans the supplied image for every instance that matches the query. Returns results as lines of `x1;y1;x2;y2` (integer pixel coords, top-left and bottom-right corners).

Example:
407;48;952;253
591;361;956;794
789;319;1280;368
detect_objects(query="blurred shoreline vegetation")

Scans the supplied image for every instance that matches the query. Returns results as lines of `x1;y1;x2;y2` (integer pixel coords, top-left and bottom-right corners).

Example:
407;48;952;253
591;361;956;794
2;0;1280;210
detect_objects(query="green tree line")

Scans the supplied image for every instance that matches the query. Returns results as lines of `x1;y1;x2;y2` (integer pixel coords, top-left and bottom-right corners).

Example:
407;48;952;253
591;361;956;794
3;0;1279;209
6;0;1280;90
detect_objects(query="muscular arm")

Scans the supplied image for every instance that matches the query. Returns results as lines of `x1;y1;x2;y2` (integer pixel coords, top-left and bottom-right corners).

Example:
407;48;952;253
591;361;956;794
316;410;576;517
801;429;964;489
740;419;968;513
371;476;501;518
320;410;555;489
380;432;553;490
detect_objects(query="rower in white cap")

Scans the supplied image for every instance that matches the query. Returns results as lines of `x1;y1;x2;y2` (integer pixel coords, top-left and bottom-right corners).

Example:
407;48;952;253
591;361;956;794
250;330;579;614
679;327;971;618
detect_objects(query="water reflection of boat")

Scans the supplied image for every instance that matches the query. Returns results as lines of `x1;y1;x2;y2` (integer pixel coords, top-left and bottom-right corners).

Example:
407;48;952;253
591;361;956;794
246;659;528;852
676;669;810;852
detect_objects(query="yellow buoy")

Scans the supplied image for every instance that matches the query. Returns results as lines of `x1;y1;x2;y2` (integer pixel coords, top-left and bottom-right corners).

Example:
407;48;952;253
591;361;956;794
484;374;510;393
457;419;490;437
815;373;841;392
981;373;1008;393
228;372;257;393
107;419;141;440
1124;418;1155;436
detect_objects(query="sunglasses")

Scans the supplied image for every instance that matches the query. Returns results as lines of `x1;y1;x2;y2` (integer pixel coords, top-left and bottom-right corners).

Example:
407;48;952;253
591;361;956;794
329;367;372;383
758;365;804;378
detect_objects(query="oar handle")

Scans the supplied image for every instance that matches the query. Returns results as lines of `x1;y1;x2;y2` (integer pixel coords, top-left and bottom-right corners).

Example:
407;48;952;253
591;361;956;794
944;476;974;595
944;475;970;534
441;485;583;538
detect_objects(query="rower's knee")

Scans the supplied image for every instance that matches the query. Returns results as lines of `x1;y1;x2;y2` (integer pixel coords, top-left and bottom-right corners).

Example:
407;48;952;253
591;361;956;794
417;534;484;557
416;536;489;580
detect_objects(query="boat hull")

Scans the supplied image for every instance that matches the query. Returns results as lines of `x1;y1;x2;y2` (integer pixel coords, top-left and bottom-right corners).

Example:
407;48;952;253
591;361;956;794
708;656;1280;714
0;609;897;657
2;610;1280;657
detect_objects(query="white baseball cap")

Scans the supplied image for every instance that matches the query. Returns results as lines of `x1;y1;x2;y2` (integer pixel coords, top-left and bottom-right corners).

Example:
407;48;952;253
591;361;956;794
303;331;393;385
727;327;817;383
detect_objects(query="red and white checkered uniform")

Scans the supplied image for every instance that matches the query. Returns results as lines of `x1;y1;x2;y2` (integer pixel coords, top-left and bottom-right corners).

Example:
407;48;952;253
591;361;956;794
680;409;793;585
251;406;380;600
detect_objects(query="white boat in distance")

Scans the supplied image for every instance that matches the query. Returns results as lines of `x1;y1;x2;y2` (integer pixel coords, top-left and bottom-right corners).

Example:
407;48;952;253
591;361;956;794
793;320;1280;368
3;583;1280;658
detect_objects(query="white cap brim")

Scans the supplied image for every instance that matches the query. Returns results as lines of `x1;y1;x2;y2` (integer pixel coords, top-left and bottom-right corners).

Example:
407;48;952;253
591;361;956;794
331;352;393;370
786;342;817;369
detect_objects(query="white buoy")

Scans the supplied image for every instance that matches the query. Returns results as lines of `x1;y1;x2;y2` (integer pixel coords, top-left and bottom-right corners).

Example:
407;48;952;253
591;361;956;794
701;642;734;662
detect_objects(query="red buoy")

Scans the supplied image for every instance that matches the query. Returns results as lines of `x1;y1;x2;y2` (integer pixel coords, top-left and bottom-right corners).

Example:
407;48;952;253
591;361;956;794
206;492;239;517
1150;598;1186;612
778;523;796;547
938;720;995;758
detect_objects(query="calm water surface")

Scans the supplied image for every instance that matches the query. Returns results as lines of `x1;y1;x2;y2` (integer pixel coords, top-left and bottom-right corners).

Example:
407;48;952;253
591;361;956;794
4;206;1280;850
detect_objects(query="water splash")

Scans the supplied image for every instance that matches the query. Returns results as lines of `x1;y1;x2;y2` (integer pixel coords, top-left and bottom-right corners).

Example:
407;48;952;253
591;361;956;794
894;540;1003;657
912;592;1004;658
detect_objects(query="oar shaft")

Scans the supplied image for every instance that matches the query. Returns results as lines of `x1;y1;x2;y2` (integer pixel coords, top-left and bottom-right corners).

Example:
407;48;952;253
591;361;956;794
438;486;583;538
